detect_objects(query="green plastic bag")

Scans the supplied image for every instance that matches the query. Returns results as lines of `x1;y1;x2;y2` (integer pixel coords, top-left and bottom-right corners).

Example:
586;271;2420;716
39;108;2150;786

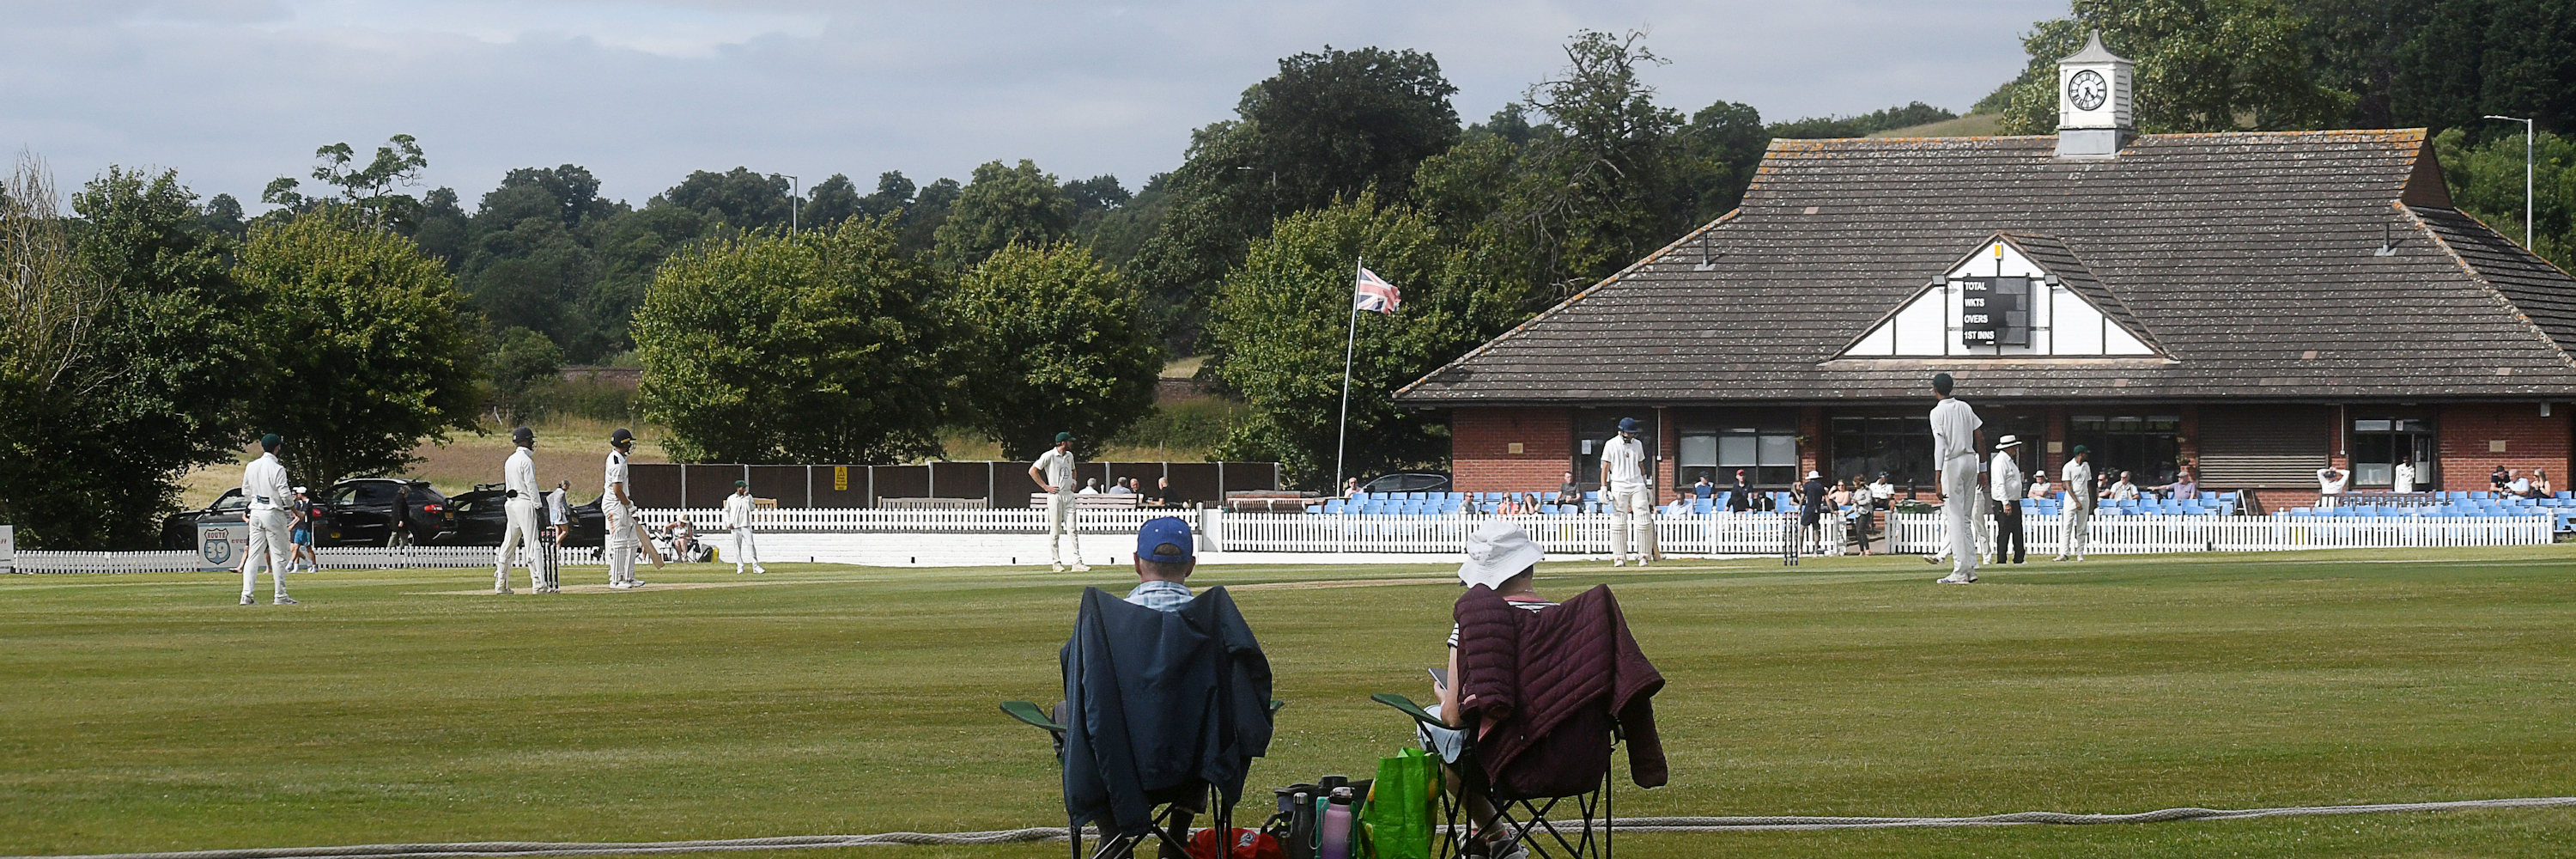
1367;746;1442;859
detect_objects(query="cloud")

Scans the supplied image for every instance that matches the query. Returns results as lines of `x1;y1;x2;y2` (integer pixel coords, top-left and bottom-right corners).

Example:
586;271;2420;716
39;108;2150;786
0;1;2063;210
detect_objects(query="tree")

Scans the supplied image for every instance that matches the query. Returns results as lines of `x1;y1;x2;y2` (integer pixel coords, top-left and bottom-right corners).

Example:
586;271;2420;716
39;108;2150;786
260;134;433;228
1996;0;2354;134
658;167;794;231
1207;193;1522;485
0;156;115;547
632;218;950;464
948;242;1161;460
802;174;864;229
2388;0;2576;135
933;160;1077;270
1504;29;1690;304
489;326;567;399
234;207;482;488
1129;46;1463;350
2436;126;2576;267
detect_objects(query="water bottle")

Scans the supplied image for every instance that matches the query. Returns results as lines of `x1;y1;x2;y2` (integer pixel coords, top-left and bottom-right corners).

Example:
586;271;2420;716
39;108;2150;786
1319;787;1356;859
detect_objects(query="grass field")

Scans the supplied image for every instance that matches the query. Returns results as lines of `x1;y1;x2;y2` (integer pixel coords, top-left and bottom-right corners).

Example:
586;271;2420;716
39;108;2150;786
6;549;2576;858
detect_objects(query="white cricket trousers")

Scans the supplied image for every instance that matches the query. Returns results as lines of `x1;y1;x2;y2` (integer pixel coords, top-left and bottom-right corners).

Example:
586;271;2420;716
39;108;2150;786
1046;493;1083;564
1941;459;1981;579
2062;506;2092;558
242;509;294;600
605;503;638;584
494;498;540;591
1607;482;1654;561
731;526;763;571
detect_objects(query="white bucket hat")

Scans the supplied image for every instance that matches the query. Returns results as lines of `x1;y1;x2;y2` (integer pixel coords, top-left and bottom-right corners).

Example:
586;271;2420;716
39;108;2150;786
1459;519;1542;589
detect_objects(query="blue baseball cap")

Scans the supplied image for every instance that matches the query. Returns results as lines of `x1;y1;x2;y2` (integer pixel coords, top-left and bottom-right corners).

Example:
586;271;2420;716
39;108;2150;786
1617;417;1641;432
1136;516;1193;564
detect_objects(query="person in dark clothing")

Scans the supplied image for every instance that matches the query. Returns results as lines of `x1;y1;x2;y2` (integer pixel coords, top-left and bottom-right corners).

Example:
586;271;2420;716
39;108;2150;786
1554;472;1582;506
1798;470;1830;545
1438;520;1556;859
1059;586;1272;848
1726;469;1753;514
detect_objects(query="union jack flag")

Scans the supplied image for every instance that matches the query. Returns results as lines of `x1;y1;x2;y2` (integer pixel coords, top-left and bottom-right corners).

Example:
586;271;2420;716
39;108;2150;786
1353;266;1400;314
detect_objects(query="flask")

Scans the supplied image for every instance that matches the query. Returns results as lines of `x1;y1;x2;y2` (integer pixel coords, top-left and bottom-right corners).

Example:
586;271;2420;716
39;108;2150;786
1319;786;1355;859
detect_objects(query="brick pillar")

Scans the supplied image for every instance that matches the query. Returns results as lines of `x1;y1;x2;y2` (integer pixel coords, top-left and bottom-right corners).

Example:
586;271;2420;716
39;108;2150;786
2043;405;2069;473
2178;404;2200;478
1656;406;1678;502
1799;406;1826;480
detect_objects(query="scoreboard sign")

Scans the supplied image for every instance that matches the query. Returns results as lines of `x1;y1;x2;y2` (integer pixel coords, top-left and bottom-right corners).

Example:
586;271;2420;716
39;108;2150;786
1960;277;2032;347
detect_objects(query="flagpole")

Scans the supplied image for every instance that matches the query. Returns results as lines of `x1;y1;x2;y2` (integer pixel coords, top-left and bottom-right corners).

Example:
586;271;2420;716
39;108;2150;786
1336;257;1363;495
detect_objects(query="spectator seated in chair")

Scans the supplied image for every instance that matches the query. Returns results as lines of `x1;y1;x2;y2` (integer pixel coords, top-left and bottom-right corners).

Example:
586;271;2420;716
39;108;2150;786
1004;517;1276;859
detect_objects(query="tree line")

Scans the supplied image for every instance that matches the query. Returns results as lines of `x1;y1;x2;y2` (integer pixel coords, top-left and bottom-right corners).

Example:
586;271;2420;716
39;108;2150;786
3;3;2572;548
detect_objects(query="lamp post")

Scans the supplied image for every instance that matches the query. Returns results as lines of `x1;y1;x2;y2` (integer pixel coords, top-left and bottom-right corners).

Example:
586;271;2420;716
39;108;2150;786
2483;115;2534;248
783;174;801;233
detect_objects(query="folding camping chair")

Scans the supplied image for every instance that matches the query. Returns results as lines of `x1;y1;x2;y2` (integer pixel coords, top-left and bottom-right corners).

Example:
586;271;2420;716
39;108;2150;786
1001;587;1280;859
1370;691;1618;859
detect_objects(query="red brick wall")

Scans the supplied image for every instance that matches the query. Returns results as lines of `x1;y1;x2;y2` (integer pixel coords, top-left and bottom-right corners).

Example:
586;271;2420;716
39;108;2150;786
2438;403;2571;491
1451;407;1574;496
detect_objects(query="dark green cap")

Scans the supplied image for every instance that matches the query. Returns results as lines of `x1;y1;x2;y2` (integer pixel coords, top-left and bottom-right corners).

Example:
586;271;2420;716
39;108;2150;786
1055;431;1073;443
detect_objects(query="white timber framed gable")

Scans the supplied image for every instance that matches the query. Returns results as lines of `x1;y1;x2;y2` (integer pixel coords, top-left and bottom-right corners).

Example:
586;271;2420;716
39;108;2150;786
1838;234;2158;358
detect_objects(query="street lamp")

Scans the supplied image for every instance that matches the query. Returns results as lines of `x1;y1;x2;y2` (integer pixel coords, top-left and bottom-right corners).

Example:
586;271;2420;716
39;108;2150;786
783;174;801;233
2483;115;2534;248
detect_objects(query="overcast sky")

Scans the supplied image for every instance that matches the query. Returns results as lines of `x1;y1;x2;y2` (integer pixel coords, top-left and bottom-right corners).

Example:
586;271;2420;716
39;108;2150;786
2;0;2066;210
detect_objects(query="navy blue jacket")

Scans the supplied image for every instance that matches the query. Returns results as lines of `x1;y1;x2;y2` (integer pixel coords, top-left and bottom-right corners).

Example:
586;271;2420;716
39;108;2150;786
1060;586;1273;835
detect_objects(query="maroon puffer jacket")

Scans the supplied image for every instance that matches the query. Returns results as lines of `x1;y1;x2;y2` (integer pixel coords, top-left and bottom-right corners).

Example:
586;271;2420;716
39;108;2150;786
1454;584;1668;799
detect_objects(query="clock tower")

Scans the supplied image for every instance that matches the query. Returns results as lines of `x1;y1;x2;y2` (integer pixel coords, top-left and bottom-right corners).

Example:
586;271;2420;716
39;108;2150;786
2054;29;2133;158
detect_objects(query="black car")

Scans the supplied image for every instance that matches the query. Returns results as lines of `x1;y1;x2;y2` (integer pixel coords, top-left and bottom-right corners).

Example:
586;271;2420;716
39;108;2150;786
431;487;607;548
1359;472;1452;495
160;478;453;550
316;479;453;547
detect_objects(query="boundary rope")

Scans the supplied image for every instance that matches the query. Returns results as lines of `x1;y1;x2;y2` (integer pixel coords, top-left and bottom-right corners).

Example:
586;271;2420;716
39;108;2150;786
9;796;2573;859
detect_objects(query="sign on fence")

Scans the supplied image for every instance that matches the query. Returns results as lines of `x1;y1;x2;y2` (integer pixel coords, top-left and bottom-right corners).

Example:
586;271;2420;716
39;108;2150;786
0;524;13;574
196;521;249;571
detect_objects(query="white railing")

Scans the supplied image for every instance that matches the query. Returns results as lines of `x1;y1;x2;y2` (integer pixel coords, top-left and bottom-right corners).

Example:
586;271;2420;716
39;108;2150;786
634;508;1197;534
6;545;611;574
10;551;204;574
1220;512;1848;557
1886;512;2553;554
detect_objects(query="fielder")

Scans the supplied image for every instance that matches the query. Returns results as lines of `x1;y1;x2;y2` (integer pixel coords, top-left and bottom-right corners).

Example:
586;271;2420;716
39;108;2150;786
1930;373;1984;584
2055;445;2095;561
1602;417;1653;566
723;480;767;575
1030;431;1089;572
494;427;544;594
239;434;299;605
603;428;647;589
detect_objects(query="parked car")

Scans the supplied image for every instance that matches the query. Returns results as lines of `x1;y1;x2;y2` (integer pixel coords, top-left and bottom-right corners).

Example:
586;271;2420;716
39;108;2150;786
315;479;453;547
1358;472;1452;495
431;487;607;549
160;478;453;550
161;488;250;550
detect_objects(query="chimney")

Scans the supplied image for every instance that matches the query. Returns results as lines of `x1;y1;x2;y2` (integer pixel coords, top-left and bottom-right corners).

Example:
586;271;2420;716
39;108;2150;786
2054;30;2134;159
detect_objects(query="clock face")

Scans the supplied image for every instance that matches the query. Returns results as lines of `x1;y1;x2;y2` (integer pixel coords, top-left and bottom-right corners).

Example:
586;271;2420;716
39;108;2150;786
2069;69;2109;112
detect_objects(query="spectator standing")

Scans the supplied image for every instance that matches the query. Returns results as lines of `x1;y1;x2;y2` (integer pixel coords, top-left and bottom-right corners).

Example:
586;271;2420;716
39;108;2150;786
2056;446;2095;562
722;480;768;574
239;434;299;606
1726;469;1753;514
2393;458;2418;494
1798;470;1830;547
1929;373;1984;585
2317;466;2350;508
1989;436;2026;565
1029;431;1090;573
1601;418;1653;566
289;487;318;575
1848;478;1876;555
546;480;572;542
391;483;413;547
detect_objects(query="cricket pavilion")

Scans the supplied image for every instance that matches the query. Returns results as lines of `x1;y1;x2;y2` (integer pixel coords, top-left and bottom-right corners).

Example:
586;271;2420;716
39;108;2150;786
1393;34;2576;514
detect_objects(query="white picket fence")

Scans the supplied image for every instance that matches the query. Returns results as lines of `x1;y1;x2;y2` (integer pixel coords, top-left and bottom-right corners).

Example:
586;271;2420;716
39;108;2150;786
1218;512;1849;557
1884;512;2552;554
635;508;1198;534
5;545;611;574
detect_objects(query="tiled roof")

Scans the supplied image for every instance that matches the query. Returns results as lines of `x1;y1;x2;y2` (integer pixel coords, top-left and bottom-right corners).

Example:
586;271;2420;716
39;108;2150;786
1396;130;2576;405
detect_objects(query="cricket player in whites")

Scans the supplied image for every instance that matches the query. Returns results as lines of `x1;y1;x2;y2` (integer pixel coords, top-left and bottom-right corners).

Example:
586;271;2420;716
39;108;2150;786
240;433;299;605
494;427;544;594
2054;445;2095;562
1029;431;1089;572
1931;373;1984;584
604;428;646;588
723;480;767;574
1602;417;1653;566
